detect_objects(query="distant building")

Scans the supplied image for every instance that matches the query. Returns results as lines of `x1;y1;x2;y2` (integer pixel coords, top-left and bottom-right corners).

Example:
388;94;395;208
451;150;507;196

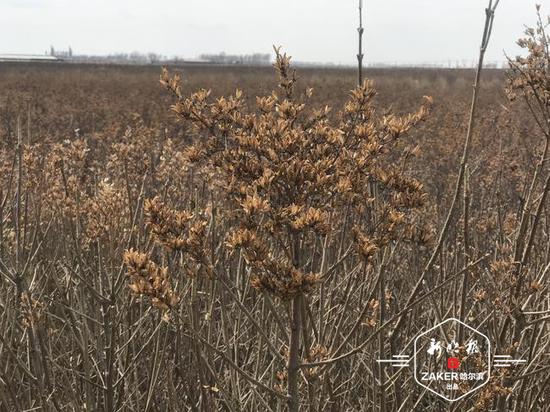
0;54;62;62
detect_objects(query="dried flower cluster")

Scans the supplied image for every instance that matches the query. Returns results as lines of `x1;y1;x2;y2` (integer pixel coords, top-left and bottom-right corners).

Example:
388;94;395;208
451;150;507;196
123;249;179;312
159;47;431;299
20;291;45;328
507;6;550;114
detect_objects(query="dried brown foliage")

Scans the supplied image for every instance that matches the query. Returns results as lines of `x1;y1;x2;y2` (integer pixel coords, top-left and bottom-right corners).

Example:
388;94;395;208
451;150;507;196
0;13;548;410
157;47;431;302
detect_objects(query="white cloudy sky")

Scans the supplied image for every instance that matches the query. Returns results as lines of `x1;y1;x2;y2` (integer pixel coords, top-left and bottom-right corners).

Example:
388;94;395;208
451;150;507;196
0;0;543;64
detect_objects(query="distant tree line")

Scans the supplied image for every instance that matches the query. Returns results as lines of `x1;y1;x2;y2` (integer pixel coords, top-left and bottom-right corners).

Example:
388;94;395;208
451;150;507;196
44;47;272;66
199;52;271;65
48;45;73;58
74;52;163;64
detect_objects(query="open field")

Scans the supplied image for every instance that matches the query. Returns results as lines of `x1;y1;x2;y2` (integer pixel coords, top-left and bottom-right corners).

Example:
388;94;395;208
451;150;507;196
0;60;548;411
0;63;535;224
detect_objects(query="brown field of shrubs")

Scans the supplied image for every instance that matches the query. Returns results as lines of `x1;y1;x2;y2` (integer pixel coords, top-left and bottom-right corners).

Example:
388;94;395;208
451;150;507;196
0;26;548;411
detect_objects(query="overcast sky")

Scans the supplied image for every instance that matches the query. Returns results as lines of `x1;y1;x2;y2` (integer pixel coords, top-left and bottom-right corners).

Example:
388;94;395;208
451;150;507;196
0;0;543;64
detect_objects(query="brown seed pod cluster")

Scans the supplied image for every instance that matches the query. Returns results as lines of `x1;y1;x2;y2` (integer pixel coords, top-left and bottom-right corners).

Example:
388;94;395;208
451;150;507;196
20;291;45;329
158;47;431;299
123;249;179;312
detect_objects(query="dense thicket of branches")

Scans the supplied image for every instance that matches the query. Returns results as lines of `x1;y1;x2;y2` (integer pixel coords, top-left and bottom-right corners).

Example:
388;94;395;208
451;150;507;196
0;11;549;411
